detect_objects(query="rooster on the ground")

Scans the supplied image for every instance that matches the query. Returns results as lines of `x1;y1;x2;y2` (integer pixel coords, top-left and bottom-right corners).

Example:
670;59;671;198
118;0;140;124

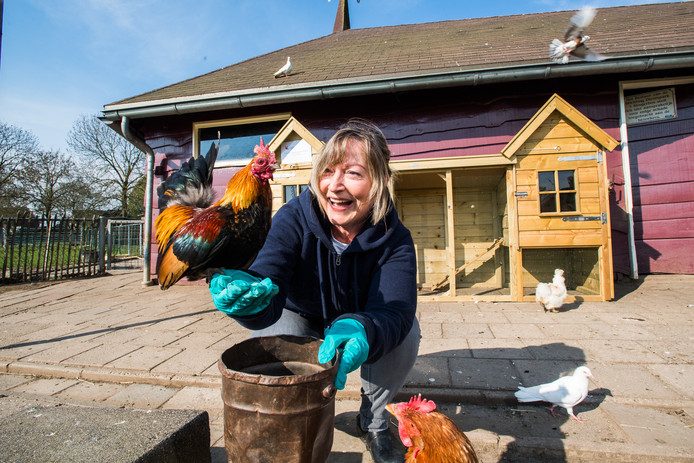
155;137;276;290
535;268;568;312
387;394;479;463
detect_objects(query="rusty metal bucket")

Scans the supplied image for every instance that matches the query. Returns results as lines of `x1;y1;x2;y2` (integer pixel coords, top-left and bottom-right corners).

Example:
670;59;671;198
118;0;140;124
218;335;338;463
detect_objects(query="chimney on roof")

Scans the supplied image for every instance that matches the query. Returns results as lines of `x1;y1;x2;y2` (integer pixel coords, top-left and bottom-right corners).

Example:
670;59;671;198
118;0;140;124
333;0;350;33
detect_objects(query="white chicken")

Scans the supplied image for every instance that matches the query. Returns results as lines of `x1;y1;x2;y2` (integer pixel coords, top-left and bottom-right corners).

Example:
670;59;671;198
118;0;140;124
535;268;567;312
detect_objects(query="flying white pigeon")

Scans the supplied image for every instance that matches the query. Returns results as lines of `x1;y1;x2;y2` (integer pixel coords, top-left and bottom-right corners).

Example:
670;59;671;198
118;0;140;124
549;7;606;64
514;366;594;422
274;57;292;78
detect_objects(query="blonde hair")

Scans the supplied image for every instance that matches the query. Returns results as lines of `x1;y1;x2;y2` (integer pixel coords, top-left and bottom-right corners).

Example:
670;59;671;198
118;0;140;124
310;118;394;225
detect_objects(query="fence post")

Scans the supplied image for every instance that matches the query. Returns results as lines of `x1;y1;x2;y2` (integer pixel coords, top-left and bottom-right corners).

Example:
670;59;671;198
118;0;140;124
106;219;112;270
99;217;106;274
42;217;52;280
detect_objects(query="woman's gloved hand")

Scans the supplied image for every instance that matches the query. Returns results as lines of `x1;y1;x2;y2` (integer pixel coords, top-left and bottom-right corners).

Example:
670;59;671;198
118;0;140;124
208;269;278;317
317;319;369;390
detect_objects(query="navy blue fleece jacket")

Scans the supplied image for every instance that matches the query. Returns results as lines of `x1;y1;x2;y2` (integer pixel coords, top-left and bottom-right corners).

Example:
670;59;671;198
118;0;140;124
231;189;417;364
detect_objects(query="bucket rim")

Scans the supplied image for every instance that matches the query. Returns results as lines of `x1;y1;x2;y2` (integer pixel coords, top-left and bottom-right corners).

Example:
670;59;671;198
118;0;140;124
218;335;339;386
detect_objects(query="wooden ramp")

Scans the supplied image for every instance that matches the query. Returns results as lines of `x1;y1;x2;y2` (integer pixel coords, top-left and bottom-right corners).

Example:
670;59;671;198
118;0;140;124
429;238;503;291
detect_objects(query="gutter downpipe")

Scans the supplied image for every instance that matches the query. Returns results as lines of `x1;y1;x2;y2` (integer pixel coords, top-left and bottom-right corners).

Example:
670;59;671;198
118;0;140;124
617;82;638;280
121;116;155;287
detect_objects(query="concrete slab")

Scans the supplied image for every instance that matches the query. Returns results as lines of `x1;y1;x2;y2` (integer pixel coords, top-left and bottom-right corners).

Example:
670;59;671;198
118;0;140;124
0;399;210;463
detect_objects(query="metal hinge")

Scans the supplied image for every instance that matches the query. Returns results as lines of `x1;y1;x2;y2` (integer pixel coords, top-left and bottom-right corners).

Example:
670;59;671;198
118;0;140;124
562;215;602;222
561;213;608;224
558;152;602;162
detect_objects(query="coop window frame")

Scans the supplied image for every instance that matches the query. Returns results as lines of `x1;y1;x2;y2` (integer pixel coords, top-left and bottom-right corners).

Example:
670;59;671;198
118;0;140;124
192;113;290;168
283;184;310;204
538;169;579;215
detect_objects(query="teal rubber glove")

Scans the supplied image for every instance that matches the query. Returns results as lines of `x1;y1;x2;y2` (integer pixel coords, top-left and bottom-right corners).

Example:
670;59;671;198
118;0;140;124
317;319;369;390
209;269;278;317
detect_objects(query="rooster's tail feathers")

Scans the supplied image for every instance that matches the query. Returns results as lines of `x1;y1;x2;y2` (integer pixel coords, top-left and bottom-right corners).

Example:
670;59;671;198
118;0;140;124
157;246;189;290
157;143;218;210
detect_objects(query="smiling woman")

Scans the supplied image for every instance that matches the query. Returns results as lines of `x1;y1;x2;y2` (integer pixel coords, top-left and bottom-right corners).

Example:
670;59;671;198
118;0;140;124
208;117;420;463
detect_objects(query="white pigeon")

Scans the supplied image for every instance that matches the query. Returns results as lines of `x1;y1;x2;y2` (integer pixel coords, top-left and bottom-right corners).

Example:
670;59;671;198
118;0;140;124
549;7;606;64
273;57;292;78
514;366;593;422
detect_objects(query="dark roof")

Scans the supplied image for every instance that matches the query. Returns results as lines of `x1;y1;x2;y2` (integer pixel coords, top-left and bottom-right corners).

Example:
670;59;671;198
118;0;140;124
105;2;694;109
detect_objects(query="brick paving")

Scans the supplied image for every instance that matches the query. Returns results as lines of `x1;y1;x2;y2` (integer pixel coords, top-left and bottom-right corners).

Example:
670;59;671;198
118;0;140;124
1;269;693;462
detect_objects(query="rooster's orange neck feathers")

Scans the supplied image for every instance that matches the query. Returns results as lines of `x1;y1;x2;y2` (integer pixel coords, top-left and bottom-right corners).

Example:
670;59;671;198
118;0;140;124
216;162;263;213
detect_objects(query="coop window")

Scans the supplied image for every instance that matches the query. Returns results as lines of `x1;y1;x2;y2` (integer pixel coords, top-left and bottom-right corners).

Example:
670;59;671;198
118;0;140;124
193;114;290;167
539;170;576;213
283;184;309;203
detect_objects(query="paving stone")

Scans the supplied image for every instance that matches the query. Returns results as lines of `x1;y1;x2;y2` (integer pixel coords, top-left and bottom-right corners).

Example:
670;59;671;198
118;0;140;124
0;373;33;390
62;342;141;367
54;379;128;403
647;364;694;399
580;339;668;363
602;403;694;449
468;338;534;359
22;340;102;364
521;340;588;361
151;348;220;375
488;322;545;340
9;377;81;396
442;322;494;339
106;345;182;371
590;363;682;401
104;383;178;409
449;358;519;390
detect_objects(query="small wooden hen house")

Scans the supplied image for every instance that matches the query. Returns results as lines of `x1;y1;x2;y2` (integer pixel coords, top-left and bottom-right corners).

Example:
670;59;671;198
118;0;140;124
503;94;619;303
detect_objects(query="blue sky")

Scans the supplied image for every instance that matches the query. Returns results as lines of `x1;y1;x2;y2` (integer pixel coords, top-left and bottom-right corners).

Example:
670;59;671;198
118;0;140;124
0;0;680;153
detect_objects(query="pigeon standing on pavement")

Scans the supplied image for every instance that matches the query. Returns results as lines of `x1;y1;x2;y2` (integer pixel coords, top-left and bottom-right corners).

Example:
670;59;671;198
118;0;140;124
514;366;594;422
549;7;606;64
274;57;292;78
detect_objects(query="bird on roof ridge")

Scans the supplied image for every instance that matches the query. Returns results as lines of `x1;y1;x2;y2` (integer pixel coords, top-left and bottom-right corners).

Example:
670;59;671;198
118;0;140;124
549;6;606;64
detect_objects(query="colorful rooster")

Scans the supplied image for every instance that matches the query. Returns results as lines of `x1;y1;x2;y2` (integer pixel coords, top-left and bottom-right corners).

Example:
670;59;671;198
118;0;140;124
154;138;276;290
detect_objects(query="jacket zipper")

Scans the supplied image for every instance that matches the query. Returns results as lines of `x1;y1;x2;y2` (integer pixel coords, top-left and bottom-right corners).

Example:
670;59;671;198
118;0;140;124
335;253;341;266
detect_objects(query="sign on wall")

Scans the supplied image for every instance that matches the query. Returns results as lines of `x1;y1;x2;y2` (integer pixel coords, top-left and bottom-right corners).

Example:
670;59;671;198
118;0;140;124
625;87;677;125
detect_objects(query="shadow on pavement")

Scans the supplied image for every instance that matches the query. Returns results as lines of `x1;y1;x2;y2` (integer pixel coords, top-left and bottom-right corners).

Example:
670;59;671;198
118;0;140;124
403;343;606;462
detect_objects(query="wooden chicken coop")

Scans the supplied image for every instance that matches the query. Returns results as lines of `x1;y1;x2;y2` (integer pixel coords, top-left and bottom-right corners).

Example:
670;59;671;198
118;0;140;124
502;94;619;303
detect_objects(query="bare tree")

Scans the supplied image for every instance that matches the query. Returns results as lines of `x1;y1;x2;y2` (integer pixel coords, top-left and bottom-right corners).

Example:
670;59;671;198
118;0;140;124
67;115;146;217
0;121;39;208
15;150;74;218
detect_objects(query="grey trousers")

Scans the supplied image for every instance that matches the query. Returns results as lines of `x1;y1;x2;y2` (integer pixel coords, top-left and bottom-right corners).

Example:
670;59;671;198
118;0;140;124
252;309;421;432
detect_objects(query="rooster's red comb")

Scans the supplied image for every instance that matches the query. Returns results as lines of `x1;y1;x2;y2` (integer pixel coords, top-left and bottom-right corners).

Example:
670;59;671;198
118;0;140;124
253;137;277;163
407;394;437;413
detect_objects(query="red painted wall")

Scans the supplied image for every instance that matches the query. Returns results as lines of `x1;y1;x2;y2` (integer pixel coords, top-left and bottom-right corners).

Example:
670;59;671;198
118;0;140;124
625;83;694;274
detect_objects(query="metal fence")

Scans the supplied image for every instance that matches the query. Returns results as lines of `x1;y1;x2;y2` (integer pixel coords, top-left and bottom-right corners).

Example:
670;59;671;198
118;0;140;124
105;219;144;271
0;217;145;284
